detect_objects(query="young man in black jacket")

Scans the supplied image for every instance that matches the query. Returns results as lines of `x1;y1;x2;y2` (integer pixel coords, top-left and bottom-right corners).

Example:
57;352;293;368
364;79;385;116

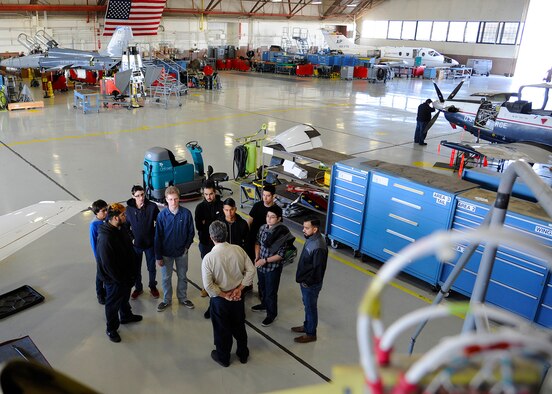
222;198;249;249
96;203;143;343
195;181;224;260
291;217;328;343
126;185;160;300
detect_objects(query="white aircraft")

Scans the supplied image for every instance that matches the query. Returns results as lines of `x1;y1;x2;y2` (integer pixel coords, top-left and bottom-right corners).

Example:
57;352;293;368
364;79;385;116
321;30;459;68
0;201;90;262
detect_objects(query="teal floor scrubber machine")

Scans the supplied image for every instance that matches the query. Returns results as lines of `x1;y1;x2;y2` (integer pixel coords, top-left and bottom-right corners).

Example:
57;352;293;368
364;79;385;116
143;141;231;202
143;141;207;202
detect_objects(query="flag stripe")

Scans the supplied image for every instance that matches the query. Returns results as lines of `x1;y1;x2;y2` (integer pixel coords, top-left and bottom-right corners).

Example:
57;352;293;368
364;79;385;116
103;0;166;36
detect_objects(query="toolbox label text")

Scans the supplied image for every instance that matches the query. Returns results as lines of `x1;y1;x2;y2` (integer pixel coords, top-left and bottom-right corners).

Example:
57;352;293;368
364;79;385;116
372;174;388;187
535;226;552;236
458;201;476;212
433;192;451;206
337;171;353;182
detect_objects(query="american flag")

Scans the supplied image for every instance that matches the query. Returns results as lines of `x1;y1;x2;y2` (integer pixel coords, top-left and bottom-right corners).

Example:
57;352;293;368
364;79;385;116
103;0;166;36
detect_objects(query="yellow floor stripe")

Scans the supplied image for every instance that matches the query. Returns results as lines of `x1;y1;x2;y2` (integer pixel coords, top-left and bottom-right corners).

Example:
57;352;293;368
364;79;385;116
4;102;351;147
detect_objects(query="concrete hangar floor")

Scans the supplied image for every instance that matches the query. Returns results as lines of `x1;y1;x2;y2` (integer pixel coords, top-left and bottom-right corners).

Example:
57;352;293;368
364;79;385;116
0;72;519;393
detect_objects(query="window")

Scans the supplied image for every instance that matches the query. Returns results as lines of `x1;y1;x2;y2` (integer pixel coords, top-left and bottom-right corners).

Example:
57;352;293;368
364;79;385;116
464;22;479;42
498;22;519;44
361;20;388;39
479;22;499;43
416;21;432;41
447;22;466;42
431;21;448;41
388;21;402;39
401;21;416;40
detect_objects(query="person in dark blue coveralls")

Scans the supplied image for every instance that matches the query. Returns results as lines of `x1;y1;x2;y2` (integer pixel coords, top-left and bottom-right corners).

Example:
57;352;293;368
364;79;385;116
414;98;435;146
291;217;328;343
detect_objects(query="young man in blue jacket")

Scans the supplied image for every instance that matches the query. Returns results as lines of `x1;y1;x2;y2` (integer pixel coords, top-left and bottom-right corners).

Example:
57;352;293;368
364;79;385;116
89;199;108;305
126;185;160;300
155;186;196;312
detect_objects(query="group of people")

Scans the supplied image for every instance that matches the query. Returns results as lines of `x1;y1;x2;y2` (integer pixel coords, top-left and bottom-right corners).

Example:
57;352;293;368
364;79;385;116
89;182;328;367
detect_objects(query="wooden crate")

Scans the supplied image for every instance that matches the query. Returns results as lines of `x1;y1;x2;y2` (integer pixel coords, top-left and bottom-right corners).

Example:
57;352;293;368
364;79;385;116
7;101;44;111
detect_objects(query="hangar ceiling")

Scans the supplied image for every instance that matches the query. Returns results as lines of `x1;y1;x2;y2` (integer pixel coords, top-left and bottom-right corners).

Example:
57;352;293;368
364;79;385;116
0;0;387;20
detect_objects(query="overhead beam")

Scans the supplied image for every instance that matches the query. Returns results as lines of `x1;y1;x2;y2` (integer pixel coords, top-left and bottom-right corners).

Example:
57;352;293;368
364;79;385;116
0;3;348;20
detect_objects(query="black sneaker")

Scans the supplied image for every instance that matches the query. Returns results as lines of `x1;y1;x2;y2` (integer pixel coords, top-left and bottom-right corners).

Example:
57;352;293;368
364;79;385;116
237;351;249;364
204;309;211;319
261;316;276;327
251;304;266;312
211;350;230;367
97;296;106;305
120;314;143;324
106;330;121;343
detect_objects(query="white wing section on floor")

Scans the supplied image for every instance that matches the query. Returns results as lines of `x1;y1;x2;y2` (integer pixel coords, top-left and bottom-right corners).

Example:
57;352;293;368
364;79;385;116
0;201;91;262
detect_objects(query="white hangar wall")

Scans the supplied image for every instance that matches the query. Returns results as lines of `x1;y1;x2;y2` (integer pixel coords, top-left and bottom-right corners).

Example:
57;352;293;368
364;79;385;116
358;0;529;75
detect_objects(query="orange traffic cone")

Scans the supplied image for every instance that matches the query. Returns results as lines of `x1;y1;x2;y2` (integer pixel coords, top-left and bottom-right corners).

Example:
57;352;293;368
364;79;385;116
449;149;456;167
458;153;465;177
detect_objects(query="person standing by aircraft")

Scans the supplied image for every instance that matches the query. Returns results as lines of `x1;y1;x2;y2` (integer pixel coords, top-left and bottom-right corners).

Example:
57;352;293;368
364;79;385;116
414;99;435;146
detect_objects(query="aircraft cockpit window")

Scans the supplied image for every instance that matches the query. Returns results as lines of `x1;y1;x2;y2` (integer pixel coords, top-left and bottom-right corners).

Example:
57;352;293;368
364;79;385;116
406;53;409;57
399;52;402;56
429;50;439;57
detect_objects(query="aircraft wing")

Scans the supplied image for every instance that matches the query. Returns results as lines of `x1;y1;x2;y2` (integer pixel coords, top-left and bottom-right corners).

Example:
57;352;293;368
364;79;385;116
0;201;90;262
441;140;552;164
472;143;552;163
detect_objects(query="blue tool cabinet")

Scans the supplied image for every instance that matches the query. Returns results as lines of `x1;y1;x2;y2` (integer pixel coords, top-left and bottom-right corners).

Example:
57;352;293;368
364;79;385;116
359;161;475;286
443;188;552;327
326;158;370;251
326;159;475;286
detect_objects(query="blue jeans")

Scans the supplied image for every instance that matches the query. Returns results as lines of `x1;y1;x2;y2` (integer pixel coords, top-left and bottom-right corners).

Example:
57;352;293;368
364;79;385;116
257;265;283;319
301;282;323;336
414;121;428;143
134;246;157;291
210;296;248;364
160;251;189;304
104;282;133;332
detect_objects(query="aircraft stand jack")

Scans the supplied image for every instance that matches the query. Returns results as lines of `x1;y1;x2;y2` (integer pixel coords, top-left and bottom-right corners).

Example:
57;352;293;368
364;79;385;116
43;80;54;98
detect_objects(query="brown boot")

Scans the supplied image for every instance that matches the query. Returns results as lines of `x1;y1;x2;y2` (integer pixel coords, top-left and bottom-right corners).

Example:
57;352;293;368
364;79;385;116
200;289;208;297
291;326;305;333
294;335;317;343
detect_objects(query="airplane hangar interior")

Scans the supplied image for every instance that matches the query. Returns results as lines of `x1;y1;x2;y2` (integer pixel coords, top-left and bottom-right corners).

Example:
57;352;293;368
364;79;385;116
1;0;551;392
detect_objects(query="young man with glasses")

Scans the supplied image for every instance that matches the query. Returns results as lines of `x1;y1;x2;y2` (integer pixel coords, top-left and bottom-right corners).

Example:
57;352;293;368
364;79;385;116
126;185;160;300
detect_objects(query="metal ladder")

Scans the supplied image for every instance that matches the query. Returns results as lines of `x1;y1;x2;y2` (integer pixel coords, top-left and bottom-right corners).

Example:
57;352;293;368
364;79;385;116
143;59;188;108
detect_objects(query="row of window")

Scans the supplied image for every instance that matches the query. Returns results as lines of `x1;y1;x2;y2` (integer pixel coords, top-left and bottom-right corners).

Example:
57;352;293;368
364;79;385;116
361;20;524;45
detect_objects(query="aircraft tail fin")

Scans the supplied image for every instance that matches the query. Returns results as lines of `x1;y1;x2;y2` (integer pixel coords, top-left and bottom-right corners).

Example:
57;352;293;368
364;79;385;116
321;30;354;51
101;26;133;58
